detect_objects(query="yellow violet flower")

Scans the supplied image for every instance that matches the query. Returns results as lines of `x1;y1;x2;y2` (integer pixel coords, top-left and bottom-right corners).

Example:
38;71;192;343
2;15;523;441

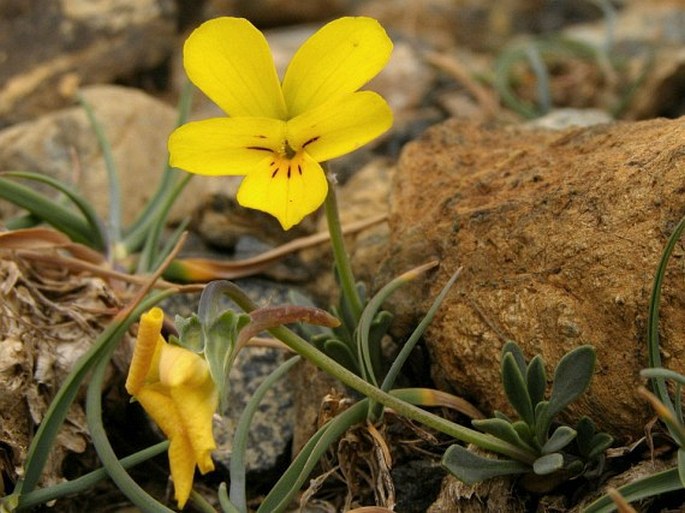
125;307;217;508
168;16;393;230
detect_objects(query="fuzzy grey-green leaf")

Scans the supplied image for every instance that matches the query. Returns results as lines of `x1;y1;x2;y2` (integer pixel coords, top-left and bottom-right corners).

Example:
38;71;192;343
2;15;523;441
442;444;530;484
502;353;535;425
541;426;576;454
533;453;564;475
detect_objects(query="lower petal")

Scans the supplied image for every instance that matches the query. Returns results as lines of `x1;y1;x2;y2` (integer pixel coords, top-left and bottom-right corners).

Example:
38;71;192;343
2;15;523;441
168;433;197;508
236;153;328;230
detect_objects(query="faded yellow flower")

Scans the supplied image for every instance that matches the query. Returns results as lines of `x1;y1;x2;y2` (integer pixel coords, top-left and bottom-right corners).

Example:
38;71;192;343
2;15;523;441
125;307;217;508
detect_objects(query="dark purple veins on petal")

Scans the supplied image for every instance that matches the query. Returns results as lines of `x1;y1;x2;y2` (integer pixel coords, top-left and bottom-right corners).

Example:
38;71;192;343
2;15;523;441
302;136;320;148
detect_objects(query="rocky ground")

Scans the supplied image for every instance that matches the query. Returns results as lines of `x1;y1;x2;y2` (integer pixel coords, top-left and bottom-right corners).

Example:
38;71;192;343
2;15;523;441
2;0;685;511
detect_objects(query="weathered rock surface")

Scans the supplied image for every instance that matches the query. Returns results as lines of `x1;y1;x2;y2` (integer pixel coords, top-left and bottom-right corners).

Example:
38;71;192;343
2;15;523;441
377;116;685;441
0;85;221;227
0;0;177;126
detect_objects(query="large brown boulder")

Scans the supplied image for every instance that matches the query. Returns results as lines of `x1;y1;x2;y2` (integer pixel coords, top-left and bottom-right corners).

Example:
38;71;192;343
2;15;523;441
377;116;685;442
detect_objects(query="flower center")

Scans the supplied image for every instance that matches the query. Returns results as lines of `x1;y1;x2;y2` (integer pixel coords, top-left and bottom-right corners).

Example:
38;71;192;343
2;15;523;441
283;140;297;159
269;152;303;179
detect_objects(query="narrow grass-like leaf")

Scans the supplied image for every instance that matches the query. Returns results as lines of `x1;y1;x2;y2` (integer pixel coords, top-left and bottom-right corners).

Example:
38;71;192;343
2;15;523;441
582;467;683;513
646;214;685;412
136;173;192;272
541;426;576;454
15;442;167;510
0;177;96;247
15;292;172;496
257;400;368;513
533;453;564;475
324;339;361;374
218;483;241;513
380;268;461;395
678;449;685;488
442;444;530;484
77;92;122;252
502;352;535;426
125;82;193;247
86;334;175;513
230;357;300;512
527;355;547;407
356;261;438;387
1;171;105;249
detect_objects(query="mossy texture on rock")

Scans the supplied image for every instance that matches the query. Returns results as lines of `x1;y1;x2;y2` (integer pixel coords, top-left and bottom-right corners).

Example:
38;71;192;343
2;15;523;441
379;117;685;442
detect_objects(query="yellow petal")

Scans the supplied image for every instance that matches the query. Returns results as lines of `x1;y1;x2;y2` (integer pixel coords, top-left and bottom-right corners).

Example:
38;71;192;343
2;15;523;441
282;17;393;117
288;91;393;162
125;308;164;395
183;17;287;118
236;152;328;230
170;378;217;474
158;344;211;389
136;386;197;508
168;434;197;509
168;117;286;176
158;345;217;473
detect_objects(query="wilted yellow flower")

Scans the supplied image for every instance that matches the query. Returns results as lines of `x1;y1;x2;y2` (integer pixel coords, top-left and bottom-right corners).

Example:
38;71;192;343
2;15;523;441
168;16;393;230
125;307;217;508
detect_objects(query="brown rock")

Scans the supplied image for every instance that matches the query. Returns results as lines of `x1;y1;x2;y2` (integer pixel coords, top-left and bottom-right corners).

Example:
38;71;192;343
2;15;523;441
0;0;176;126
377;116;685;441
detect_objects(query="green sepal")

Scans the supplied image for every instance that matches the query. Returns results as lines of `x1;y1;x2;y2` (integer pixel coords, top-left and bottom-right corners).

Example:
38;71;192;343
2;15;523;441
442;444;530;484
173;313;204;353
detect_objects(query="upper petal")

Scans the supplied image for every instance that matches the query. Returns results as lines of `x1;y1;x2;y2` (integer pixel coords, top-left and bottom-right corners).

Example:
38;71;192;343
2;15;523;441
183;17;287;118
282;17;393;117
236;153;328;230
125;308;164;396
168;117;286;176
288;91;393;162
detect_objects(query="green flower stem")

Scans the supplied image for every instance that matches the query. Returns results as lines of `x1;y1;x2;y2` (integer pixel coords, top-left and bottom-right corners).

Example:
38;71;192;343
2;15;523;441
221;281;536;464
190;490;220;513
14;442;168;510
270;324;536;464
323;173;363;323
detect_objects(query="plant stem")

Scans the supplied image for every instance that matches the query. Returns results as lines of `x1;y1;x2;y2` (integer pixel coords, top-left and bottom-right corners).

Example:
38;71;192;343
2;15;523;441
323;172;363;323
222;282;536;464
270;325;536;464
15;442;168;510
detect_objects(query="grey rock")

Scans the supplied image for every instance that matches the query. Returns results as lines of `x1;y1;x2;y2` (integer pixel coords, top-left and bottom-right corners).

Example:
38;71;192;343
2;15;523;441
0;0;177;126
0;85;223;228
